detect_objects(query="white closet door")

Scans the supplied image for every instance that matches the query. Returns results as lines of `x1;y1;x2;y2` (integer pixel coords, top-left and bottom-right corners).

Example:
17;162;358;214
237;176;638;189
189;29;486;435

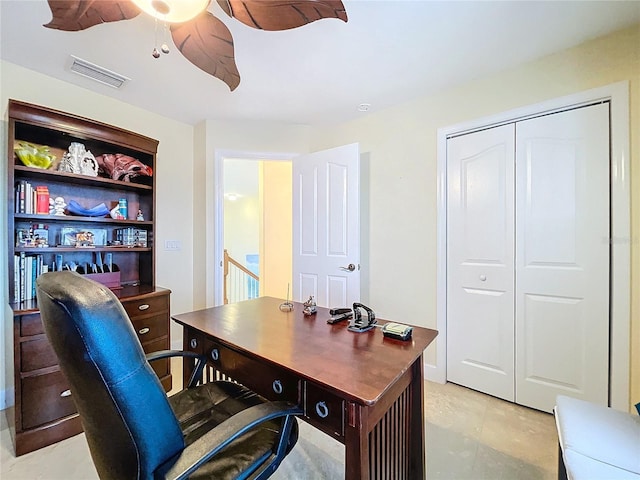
446;124;516;401
515;104;610;411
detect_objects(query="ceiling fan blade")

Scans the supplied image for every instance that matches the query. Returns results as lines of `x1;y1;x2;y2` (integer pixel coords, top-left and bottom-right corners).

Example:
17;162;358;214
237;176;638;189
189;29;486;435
44;0;140;31
217;0;347;31
171;12;240;91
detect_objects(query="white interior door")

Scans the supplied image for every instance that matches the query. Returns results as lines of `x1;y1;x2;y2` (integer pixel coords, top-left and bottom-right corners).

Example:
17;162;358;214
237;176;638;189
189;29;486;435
292;143;360;308
515;104;610;411
446;124;516;401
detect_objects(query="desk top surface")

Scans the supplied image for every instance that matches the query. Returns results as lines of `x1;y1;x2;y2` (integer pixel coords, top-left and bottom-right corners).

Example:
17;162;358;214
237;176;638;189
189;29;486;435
172;297;438;405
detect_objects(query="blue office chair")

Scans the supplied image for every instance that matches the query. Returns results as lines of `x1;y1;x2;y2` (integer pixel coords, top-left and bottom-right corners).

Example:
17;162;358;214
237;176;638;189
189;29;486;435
36;271;302;480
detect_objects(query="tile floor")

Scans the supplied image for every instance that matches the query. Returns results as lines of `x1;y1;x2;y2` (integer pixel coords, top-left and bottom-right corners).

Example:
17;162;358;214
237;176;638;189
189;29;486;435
0;366;558;479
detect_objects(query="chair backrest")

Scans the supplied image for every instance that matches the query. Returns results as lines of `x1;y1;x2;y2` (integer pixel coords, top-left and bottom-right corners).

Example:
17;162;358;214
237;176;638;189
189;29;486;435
36;272;184;480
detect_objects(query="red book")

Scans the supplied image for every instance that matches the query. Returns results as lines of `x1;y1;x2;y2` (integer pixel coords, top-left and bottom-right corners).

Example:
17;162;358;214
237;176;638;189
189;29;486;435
36;186;50;215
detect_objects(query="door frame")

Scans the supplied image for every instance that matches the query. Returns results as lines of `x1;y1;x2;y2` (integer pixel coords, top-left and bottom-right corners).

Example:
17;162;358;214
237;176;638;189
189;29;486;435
206;149;297;307
434;81;631;411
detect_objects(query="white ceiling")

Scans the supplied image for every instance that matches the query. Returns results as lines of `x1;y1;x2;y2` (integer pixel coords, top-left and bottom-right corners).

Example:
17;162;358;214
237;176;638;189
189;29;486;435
1;1;639;126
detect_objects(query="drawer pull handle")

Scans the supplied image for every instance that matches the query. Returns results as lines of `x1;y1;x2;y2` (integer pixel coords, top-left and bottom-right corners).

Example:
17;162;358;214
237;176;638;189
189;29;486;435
315;401;329;418
138;327;150;335
60;389;72;398
190;338;198;349
272;380;283;395
211;349;219;361
138;304;150;311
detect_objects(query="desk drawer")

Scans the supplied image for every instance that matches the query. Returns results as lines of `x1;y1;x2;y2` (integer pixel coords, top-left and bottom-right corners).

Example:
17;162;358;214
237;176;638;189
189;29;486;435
304;383;344;439
21;370;76;430
204;339;299;403
122;295;168;319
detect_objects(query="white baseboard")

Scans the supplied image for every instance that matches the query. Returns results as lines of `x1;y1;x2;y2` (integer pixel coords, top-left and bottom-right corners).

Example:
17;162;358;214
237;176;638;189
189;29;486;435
424;360;446;384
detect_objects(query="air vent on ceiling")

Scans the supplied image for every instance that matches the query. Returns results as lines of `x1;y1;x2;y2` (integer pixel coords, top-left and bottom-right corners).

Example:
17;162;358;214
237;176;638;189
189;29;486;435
68;56;130;89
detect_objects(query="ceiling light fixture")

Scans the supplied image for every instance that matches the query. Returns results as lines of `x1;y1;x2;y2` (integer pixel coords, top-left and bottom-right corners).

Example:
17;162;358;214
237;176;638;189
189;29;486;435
131;0;210;23
44;0;348;91
358;103;371;112
131;0;209;58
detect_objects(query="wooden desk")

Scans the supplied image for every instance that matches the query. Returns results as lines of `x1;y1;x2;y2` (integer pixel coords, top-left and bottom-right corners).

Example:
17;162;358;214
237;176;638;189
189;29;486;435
172;297;438;480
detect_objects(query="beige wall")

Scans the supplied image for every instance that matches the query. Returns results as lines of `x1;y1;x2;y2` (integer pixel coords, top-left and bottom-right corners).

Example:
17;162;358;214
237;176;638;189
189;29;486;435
308;25;640;408
1;24;638;411
260;161;293;299
0;61;196;406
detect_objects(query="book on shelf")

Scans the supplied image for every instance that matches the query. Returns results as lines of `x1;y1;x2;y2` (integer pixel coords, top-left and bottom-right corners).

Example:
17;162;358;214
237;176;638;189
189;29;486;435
36;186;50;214
13;252;47;303
15;181;48;215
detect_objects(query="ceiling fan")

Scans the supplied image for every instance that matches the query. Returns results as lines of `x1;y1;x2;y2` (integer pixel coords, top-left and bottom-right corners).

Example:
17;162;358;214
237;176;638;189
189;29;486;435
44;0;348;91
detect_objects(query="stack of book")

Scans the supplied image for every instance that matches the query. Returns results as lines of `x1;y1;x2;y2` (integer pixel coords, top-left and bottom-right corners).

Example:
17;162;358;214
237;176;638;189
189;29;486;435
15;181;49;214
13;253;48;303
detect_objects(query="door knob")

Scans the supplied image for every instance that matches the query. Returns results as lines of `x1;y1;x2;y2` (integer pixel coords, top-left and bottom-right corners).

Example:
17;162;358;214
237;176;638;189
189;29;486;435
479;275;487;281
339;263;357;272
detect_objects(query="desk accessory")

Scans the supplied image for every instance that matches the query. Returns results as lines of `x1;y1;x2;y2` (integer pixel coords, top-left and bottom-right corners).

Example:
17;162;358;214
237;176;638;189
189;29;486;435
381;322;413;341
327;311;353;324
279;284;293;312
348;302;377;333
303;295;317;316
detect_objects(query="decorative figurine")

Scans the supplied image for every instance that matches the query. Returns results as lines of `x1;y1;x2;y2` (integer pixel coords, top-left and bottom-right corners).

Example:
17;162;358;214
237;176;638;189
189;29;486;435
136;209;144;221
303;295;317;316
110;204;125;220
58;142;98;176
49;196;66;216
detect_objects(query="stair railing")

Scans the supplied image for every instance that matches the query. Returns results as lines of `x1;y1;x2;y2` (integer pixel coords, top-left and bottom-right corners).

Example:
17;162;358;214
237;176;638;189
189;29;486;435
223;249;260;304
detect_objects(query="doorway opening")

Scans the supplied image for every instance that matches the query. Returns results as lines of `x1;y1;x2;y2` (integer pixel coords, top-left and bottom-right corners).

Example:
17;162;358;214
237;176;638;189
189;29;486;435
214;151;295;305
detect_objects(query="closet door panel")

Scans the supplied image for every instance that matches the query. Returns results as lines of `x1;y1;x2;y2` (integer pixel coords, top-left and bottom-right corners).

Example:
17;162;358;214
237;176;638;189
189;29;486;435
446;124;515;401
515;104;610;411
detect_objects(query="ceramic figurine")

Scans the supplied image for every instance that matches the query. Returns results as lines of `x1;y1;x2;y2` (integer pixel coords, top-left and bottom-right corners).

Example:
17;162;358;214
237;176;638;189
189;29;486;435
303;295;317;316
58;142;98;176
136;209;144;221
110;204;125;220
49;196;66;216
79;150;98;177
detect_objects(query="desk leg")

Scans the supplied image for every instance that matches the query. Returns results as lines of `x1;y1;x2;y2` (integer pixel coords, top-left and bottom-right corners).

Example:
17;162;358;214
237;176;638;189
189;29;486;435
345;403;369;480
344;356;426;480
410;356;426;478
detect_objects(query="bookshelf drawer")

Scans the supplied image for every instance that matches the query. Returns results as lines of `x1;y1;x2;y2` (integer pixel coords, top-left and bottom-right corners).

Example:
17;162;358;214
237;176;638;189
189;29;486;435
131;313;168;343
21;370;76;430
122;294;168;319
19;312;44;337
21;337;57;372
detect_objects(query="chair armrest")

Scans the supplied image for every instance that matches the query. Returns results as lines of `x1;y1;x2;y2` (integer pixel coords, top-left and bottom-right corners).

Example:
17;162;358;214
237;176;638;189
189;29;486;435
157;402;304;480
146;349;203;362
146;350;207;388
